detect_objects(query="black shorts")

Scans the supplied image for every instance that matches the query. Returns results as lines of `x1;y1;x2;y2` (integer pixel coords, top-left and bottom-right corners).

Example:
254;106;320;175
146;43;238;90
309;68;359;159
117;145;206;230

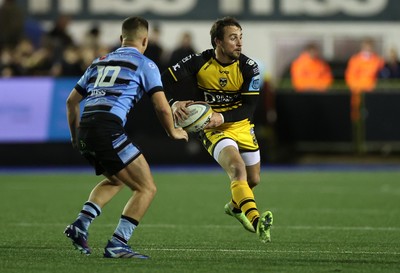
78;113;142;176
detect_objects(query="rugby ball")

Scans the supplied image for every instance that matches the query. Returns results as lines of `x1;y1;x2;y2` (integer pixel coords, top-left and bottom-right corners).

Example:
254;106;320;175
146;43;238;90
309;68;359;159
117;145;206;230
176;102;213;133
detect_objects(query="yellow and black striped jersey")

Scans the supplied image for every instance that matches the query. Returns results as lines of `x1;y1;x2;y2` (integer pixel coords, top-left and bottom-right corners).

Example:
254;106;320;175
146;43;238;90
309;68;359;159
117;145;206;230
162;49;261;123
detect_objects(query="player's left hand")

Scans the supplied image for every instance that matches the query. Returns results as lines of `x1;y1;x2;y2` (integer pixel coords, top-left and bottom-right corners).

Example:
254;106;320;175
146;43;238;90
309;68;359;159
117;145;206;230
171;100;194;123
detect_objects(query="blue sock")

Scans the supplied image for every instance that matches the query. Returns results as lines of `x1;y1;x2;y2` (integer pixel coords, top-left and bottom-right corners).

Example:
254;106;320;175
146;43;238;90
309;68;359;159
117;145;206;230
111;216;138;244
75;201;101;232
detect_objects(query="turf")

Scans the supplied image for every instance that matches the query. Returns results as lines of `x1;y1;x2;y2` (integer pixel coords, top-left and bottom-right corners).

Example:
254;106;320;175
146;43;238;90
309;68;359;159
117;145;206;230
0;167;399;273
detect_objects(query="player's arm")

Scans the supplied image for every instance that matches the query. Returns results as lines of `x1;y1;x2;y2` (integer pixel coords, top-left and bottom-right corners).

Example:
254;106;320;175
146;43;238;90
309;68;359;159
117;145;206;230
220;59;261;123
150;91;188;142
66;88;83;149
205;96;258;129
161;54;200;124
141;58;188;141
220;92;259;123
162;71;194;124
161;53;204;106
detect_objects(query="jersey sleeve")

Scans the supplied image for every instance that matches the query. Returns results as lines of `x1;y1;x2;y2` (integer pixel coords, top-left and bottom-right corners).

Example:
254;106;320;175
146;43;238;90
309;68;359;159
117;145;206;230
140;59;164;96
163;53;202;82
222;58;261;123
241;58;261;93
75;67;92;98
161;53;205;104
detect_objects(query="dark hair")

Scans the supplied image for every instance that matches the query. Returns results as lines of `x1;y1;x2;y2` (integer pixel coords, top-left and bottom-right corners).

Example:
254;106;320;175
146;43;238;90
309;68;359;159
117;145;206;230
210;16;241;48
305;43;318;51
121;16;149;38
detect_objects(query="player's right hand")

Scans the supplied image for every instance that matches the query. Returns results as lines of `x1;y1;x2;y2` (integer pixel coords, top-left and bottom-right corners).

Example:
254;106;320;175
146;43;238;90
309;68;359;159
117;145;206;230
204;112;224;129
71;137;78;150
169;127;189;142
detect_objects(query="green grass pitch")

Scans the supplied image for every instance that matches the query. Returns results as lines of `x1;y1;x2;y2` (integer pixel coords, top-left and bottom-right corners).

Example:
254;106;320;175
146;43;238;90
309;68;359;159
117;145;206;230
0;167;399;273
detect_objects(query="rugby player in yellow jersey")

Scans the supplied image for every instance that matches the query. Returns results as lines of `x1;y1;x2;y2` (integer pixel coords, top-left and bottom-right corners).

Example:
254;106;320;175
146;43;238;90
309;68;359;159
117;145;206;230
161;16;273;243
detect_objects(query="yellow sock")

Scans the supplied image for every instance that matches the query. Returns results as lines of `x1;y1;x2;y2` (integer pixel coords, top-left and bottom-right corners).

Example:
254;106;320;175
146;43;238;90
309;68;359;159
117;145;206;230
231;180;259;226
228;199;241;213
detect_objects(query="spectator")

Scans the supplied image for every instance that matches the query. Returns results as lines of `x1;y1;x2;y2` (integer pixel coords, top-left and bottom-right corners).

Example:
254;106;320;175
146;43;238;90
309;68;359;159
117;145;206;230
167;31;196;66
379;47;400;79
0;0;25;50
290;43;333;92
26;43;56;75
0;38;41;76
345;38;384;93
24;17;44;49
44;14;75;60
51;45;84;77
80;46;97;69
46;14;74;46
83;25;100;46
83;25;110;58
0;47;24;76
345;38;384;153
144;24;165;71
10;38;35;75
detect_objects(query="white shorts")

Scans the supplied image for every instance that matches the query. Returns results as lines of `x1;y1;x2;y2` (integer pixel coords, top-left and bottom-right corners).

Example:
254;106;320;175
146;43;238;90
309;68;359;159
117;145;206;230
213;138;260;166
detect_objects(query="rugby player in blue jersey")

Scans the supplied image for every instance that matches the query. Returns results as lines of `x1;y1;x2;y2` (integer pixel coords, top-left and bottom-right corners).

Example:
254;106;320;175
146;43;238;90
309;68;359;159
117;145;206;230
64;16;188;258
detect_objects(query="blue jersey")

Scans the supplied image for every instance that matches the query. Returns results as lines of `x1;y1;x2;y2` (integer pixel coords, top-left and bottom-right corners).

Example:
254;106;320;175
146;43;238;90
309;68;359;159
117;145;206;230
75;47;163;126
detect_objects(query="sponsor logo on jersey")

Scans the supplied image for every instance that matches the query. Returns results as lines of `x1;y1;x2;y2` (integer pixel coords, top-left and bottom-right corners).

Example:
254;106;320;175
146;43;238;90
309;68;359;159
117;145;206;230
252;79;260;90
204;91;240;104
148;62;157;69
181;55;193;63
246;59;255;66
250;127;258;145
89;89;107;97
172;63;181;71
79;140;86;149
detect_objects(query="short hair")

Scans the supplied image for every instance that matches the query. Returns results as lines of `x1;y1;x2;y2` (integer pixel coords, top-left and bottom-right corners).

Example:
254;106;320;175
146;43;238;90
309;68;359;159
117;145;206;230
361;37;374;47
121;16;149;40
210;16;242;49
305;43;318;51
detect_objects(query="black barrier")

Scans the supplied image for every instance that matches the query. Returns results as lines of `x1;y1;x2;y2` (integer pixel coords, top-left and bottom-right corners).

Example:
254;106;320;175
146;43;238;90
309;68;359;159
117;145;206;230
274;90;400;154
364;91;400;141
275;92;352;142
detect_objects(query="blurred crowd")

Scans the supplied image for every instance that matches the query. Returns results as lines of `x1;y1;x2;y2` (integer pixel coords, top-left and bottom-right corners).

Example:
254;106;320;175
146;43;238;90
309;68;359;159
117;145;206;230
1;0;399;94
0;0;196;78
0;0;108;77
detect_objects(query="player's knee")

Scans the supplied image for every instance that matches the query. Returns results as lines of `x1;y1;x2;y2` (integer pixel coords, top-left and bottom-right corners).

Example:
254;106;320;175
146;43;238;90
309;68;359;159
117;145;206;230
127;178;157;198
227;162;247;181
147;182;157;197
139;179;157;198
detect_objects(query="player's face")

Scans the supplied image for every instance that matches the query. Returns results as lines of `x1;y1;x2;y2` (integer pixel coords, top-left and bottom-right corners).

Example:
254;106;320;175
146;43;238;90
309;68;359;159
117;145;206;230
219;26;242;61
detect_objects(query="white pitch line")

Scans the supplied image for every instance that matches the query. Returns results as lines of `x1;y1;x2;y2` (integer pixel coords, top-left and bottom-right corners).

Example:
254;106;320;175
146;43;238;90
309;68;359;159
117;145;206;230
280;225;400;231
140;248;400;256
141;224;400;232
6;223;399;256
